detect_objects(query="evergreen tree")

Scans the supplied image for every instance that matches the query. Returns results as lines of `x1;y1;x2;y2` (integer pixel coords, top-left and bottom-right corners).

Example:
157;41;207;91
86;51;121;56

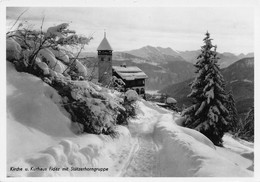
182;32;229;146
226;90;239;132
238;107;254;141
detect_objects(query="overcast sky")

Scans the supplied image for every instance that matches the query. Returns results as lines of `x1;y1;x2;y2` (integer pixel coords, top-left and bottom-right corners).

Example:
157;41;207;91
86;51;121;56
6;7;254;54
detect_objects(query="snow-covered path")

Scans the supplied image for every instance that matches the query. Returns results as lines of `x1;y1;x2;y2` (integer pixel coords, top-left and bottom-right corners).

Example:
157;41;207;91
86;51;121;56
119;100;253;177
119;101;168;177
122;134;160;177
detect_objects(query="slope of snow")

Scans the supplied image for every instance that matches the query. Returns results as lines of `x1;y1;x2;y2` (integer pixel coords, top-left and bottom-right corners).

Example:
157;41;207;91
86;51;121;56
6;62;136;177
153;114;252;177
6;63;254;177
7;62;75;162
122;101;253;177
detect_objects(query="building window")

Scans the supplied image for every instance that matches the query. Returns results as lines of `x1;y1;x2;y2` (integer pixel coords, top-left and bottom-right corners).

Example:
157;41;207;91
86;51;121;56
101;57;104;61
108;57;111;61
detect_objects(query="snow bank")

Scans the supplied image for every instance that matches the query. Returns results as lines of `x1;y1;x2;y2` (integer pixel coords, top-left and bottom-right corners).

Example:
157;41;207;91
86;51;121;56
7;125;134;177
153;113;253;177
222;134;254;154
7;62;75;162
7;62;135;177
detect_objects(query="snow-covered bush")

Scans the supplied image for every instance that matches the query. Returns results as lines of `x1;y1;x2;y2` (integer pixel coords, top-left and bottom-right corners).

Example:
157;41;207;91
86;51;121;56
72;60;88;78
36;61;49;75
165;97;178;111
125;89;139;102
49;77;125;135
108;76;125;91
6;21;91;82
116;90;138;125
6;38;22;61
6;18;135;136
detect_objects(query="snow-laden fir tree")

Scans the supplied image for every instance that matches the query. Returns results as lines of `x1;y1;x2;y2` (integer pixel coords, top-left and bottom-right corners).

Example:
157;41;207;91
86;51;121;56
238;107;254;141
227;90;239;132
182;32;229;146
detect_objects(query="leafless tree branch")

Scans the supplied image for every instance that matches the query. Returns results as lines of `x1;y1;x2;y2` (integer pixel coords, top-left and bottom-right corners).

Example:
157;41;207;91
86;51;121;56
7;8;29;33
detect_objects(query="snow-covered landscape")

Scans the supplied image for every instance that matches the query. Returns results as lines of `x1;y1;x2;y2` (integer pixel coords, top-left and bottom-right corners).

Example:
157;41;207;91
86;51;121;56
7;62;253;177
3;5;258;182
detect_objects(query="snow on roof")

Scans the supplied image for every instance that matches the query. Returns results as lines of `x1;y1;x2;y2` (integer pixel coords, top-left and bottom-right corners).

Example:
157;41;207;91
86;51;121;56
113;66;148;80
113;66;142;73
97;33;113;51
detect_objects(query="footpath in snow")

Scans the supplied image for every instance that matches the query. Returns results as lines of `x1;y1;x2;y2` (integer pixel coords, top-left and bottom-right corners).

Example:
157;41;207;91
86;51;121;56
6;63;254;177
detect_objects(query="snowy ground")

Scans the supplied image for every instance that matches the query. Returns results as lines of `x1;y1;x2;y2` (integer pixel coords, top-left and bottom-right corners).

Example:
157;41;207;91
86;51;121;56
6;62;254;177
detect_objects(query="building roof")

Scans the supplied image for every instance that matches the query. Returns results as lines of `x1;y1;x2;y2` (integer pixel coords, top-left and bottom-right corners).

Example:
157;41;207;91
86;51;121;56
113;66;148;80
97;33;113;51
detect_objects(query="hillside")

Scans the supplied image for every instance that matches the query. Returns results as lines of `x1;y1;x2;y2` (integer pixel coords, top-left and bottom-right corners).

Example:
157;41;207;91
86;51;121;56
160;57;254;115
7;62;253;177
113;46;196;89
113;59;195;90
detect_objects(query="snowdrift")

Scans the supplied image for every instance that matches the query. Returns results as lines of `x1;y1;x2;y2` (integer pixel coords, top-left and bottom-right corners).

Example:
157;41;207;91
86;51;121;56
7;62;75;162
8;126;133;177
7;62;135;177
153;113;253;177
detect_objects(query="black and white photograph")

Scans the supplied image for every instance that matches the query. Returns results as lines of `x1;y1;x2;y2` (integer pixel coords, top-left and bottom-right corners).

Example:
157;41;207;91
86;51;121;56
1;0;259;180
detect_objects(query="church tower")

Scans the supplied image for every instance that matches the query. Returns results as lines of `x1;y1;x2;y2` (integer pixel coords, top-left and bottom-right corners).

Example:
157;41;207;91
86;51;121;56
97;32;113;86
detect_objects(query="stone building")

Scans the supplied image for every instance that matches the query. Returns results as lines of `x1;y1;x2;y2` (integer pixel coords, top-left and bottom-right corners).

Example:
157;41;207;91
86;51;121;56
96;32;148;96
97;32;113;86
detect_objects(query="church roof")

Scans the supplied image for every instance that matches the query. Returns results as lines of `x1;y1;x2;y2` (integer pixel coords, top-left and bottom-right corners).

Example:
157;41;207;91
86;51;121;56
97;33;113;51
112;66;148;80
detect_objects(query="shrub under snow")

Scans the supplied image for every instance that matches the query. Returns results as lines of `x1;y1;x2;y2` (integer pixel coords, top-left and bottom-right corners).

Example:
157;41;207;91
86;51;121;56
116;90;138;126
38;48;67;74
49;77;126;135
6;38;22;61
125;89;139;102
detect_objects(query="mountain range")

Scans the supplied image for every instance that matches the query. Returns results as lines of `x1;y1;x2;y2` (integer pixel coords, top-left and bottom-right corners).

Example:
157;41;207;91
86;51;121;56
120;45;253;68
123;46;184;62
178;50;253;68
80;45;253;93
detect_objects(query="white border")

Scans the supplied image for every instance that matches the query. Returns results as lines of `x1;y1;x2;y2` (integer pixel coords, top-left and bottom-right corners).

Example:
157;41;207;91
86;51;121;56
1;0;259;182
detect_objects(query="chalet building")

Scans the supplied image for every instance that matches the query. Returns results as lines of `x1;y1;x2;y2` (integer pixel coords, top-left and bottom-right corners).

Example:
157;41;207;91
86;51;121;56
97;32;148;96
112;65;148;96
